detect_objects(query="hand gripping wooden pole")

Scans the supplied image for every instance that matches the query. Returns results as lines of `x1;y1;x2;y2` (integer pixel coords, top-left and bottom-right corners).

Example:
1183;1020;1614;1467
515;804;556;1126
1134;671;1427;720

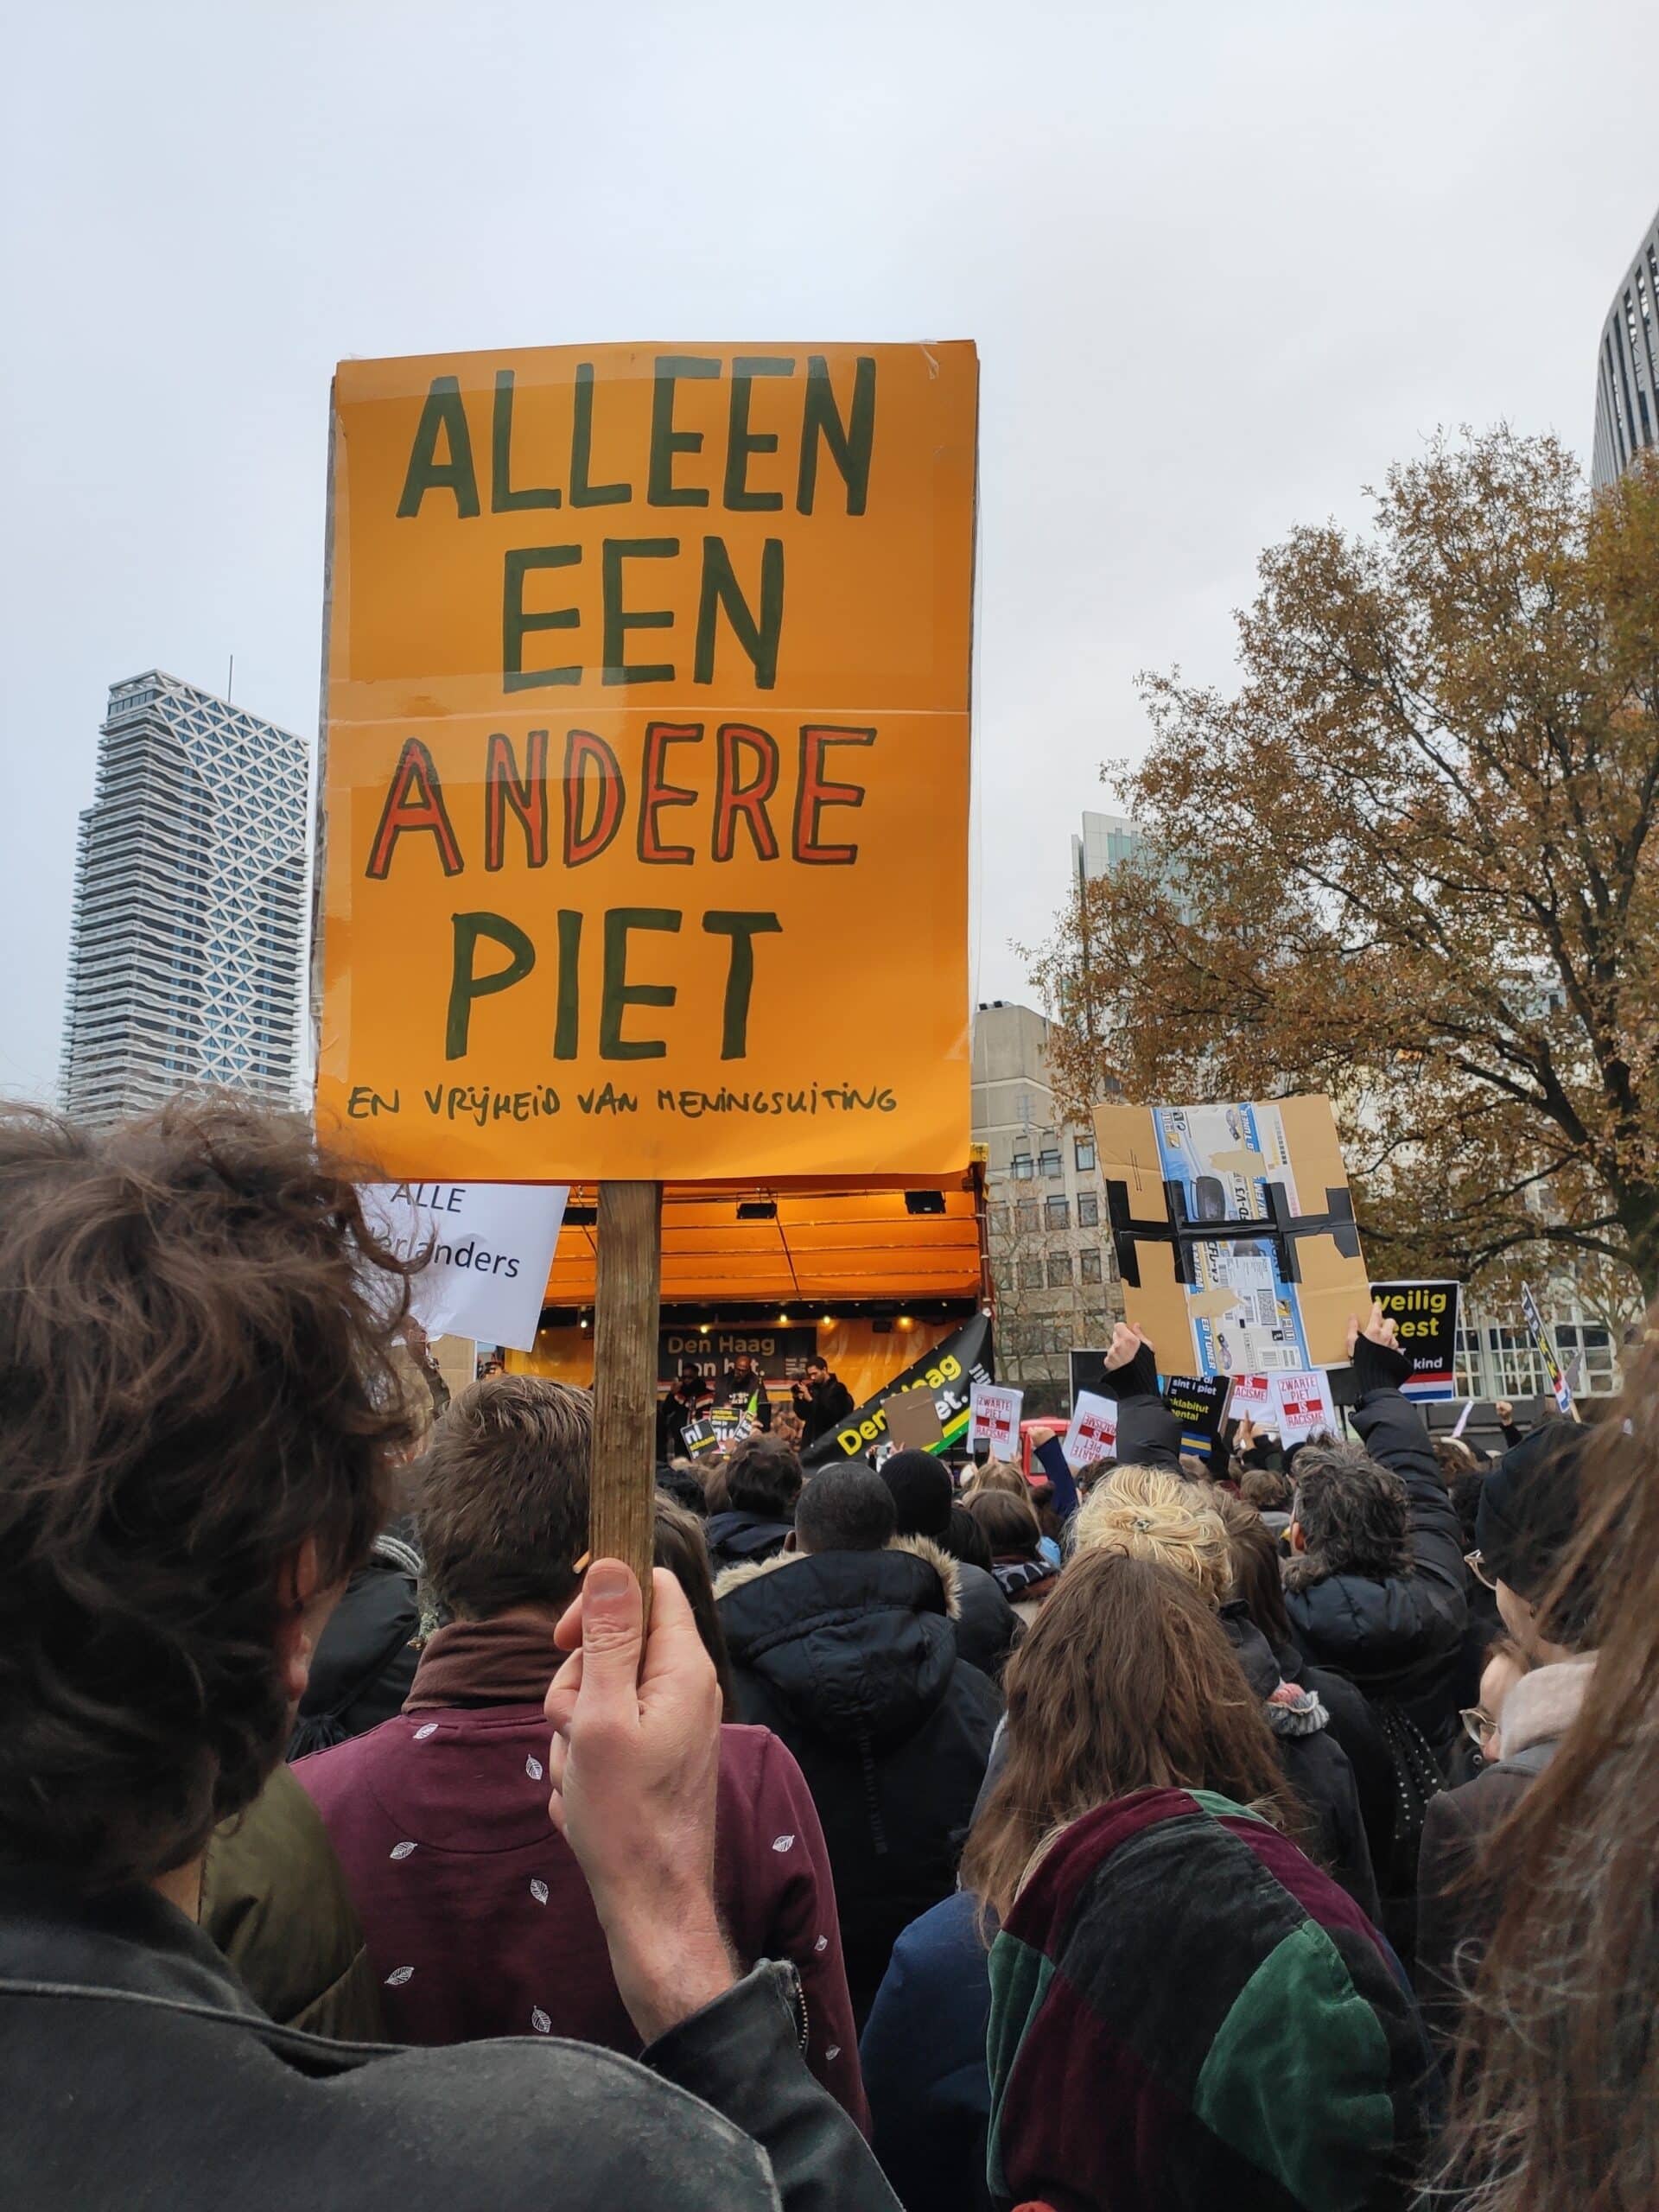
588;1179;664;1629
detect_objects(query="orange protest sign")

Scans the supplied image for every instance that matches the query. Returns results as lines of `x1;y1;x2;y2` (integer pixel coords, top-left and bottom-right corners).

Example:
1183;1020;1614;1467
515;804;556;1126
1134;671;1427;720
315;342;978;1180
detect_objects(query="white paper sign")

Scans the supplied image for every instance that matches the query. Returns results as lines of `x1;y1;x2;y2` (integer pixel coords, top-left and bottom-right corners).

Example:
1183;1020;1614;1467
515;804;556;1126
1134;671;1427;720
1269;1369;1338;1450
969;1383;1024;1457
1226;1373;1274;1425
363;1180;568;1353
1063;1390;1120;1471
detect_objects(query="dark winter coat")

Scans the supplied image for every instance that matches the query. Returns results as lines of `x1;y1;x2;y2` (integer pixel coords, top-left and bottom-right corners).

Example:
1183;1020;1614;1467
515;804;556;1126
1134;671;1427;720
861;1888;994;2212
1284;1386;1470;1760
1277;1639;1397;1882
289;1532;421;1758
705;1509;796;1573
0;1875;900;2212
948;1559;1020;1681
1220;1602;1380;1923
1416;1655;1593;2049
717;1539;1000;2026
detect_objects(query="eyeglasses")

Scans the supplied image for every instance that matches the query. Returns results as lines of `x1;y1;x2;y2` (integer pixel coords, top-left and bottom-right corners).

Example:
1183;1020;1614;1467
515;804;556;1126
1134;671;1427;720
1465;1548;1498;1591
1460;1705;1498;1748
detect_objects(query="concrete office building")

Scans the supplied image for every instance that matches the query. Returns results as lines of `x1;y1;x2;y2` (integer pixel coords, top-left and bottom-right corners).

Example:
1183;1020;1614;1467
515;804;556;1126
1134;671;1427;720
60;671;308;1126
1071;810;1147;884
1592;203;1659;488
972;999;1123;1397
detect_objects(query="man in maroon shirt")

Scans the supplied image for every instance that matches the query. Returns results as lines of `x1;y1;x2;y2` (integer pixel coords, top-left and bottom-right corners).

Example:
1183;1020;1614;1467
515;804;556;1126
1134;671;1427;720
297;1372;867;2126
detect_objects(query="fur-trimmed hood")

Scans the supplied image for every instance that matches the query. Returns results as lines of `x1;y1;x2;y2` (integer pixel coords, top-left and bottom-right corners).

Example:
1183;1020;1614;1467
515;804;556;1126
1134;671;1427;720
715;1535;968;1752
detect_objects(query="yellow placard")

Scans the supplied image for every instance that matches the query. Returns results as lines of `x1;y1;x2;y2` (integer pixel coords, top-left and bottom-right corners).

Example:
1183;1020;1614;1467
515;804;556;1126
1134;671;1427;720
316;341;977;1180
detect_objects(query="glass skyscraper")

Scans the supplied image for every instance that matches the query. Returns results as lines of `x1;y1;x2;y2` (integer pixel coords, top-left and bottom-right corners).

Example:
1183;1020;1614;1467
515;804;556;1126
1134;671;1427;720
60;671;308;1126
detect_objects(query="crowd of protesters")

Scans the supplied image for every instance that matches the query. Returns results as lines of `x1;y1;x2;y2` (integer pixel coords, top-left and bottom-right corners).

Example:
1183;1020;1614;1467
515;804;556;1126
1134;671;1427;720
1;1096;1649;2209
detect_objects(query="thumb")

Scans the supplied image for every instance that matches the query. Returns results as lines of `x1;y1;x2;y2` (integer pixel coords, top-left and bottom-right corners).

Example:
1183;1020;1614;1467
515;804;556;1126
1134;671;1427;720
575;1559;644;1720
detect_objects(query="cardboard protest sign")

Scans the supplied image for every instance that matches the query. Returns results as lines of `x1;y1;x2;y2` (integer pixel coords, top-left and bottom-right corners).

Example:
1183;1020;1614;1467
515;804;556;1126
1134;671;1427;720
315;343;978;1181
679;1419;717;1457
1162;1373;1229;1452
1370;1279;1460;1400
1063;1392;1120;1471
1269;1369;1339;1450
1094;1095;1369;1378
804;1313;990;1466
362;1179;567;1351
1520;1284;1577;1417
969;1382;1023;1457
1225;1372;1274;1427
885;1387;945;1450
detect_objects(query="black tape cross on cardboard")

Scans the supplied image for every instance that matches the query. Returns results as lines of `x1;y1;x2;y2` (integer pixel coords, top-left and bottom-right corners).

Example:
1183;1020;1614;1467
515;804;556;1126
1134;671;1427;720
1105;1176;1360;1290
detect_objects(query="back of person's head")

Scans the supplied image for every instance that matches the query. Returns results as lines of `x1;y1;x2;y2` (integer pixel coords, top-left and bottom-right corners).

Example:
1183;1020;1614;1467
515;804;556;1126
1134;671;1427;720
1210;1492;1295;1649
653;1497;736;1717
963;1457;1028;1499
699;1452;732;1515
1287;1438;1409;1583
1477;1423;1596;1650
964;1484;1043;1561
794;1463;897;1554
656;1462;709;1517
724;1433;803;1521
1072;1465;1233;1606
417;1376;590;1621
961;1551;1300;1919
1450;1465;1486;1554
880;1446;953;1538
1433;1436;1479;1486
1239;1463;1292;1514
0;1100;423;1891
944;1498;995;1571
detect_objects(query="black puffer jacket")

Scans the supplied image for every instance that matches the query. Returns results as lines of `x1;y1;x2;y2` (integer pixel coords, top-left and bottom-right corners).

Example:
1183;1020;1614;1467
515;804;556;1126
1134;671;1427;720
946;1557;1020;1681
289;1530;421;1758
1220;1603;1379;1922
1284;1372;1469;1759
717;1540;999;2026
704;1510;795;1574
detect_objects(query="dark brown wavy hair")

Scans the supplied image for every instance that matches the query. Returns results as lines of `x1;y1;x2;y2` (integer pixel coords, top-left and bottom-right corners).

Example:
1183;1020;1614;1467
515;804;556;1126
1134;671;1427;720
0;1098;424;1889
960;1550;1303;1919
1440;1326;1659;2209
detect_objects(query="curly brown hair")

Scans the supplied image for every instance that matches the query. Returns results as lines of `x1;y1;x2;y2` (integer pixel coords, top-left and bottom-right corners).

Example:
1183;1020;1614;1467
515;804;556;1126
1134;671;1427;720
0;1098;424;1890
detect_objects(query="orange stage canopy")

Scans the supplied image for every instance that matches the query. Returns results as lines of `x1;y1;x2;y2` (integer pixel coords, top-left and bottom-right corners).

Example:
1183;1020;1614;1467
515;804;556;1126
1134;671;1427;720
543;1166;987;1311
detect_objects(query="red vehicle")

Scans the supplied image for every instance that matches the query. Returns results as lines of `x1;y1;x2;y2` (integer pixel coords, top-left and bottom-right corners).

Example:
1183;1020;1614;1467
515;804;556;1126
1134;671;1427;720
1018;1418;1069;1482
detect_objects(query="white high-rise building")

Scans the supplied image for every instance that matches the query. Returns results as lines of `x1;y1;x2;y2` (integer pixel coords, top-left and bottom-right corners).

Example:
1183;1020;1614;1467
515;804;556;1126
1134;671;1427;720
60;671;308;1126
1592;203;1659;489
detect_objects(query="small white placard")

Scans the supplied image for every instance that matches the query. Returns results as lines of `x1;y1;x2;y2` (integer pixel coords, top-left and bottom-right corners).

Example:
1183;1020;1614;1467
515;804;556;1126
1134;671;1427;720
362;1180;568;1353
1269;1369;1338;1449
1063;1390;1120;1471
969;1382;1024;1457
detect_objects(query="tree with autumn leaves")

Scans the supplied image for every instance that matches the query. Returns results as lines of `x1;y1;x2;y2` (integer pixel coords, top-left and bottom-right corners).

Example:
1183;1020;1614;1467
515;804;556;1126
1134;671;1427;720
1032;431;1659;1312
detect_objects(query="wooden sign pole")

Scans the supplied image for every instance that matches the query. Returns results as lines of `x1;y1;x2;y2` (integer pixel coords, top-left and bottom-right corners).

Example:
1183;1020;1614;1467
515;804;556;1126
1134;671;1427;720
588;1179;664;1625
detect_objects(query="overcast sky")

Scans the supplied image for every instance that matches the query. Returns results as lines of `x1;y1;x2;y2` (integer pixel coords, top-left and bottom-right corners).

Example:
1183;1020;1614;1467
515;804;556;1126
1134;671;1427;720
3;0;1656;1103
